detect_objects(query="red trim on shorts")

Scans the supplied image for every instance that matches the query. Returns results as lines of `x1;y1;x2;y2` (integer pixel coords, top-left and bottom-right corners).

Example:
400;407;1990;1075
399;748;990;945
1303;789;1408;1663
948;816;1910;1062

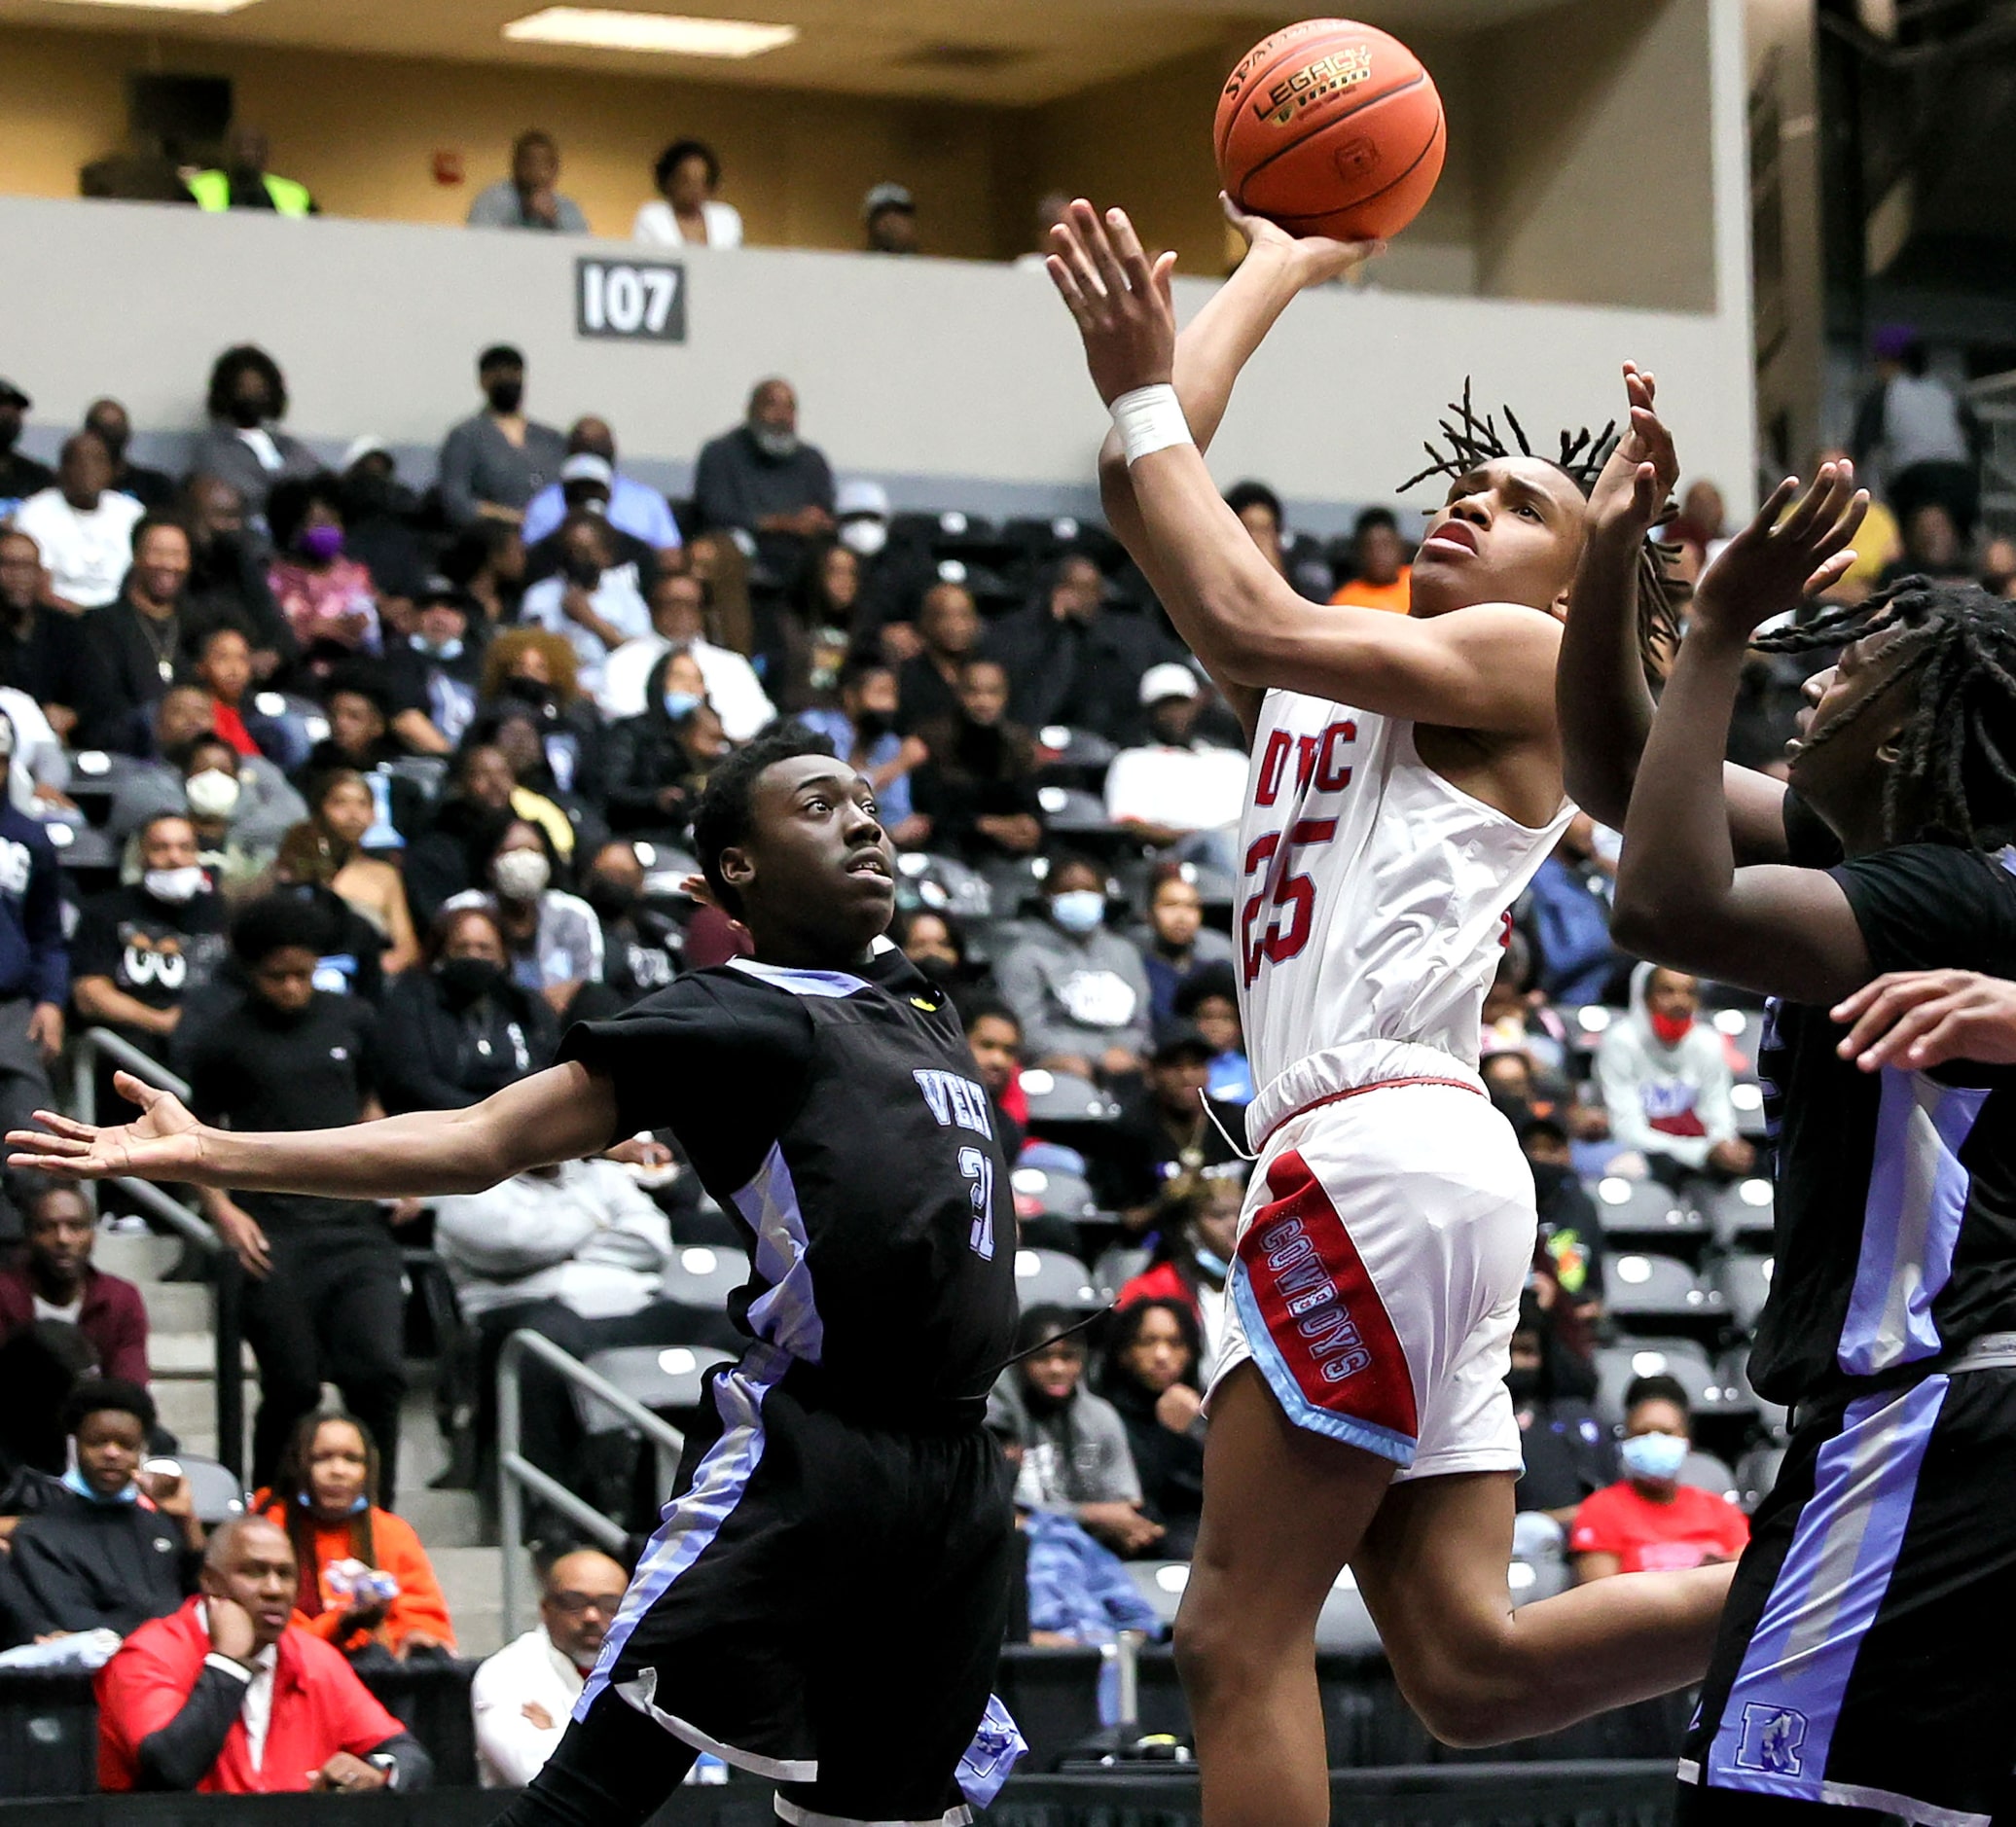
1235;1147;1419;1451
1258;1075;1485;1151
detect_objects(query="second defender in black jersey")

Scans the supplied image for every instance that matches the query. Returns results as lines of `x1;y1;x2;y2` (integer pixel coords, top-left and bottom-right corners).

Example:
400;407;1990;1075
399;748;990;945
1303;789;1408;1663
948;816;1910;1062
1561;375;2016;1827
6;726;1026;1827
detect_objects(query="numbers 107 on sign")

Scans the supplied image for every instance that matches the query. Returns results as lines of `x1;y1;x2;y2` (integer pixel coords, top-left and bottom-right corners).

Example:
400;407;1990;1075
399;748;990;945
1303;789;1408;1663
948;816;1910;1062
576;259;686;342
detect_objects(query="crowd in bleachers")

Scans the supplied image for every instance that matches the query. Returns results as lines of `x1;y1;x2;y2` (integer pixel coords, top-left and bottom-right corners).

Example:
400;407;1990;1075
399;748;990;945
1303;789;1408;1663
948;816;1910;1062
0;320;2008;1795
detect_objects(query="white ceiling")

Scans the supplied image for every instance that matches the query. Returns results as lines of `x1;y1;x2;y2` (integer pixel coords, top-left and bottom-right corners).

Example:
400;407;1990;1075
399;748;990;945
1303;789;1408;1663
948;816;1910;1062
0;0;1573;104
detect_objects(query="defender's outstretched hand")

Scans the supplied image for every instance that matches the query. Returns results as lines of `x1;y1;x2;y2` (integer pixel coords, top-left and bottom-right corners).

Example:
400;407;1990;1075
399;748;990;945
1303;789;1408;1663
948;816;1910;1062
1587;363;1679;545
1833;971;2016;1072
1047;200;1179;406
7;1070;201;1182
1219;193;1385;291
1692;461;1869;641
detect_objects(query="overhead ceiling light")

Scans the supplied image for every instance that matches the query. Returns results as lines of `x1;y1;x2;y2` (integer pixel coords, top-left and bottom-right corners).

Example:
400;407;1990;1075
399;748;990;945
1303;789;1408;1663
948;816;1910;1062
39;0;260;11
503;8;797;56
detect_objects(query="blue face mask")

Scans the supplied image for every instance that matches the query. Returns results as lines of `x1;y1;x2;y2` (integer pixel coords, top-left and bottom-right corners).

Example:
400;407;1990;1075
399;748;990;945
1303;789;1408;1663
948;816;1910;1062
1051;889;1105;936
1619;1431;1689;1483
664;690;704;720
62;1449;137;1506
1193;1246;1230;1280
413;633;463;662
297;1490;370;1516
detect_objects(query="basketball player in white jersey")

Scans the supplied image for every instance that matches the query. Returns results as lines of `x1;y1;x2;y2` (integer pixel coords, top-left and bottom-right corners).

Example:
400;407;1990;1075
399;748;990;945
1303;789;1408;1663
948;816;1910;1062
1048;199;1733;1827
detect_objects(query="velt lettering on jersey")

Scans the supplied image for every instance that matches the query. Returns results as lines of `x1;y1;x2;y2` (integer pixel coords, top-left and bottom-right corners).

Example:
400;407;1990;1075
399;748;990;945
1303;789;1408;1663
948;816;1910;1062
0;839;31;898
914;1069;994;1140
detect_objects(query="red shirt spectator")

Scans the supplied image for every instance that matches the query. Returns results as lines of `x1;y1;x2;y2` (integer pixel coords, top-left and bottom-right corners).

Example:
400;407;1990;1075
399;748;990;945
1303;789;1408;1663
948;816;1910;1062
0;1183;150;1384
98;1518;428;1793
1569;1480;1749;1575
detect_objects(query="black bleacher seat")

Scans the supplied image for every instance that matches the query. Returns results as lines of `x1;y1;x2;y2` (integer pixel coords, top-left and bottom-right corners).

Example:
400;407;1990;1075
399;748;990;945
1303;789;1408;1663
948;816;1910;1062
1093;1244;1150;1299
1606;1252;1726;1328
1035;784;1121;840
1702;1176;1776;1245
1594;1338;1721;1423
1730;1079;1770;1138
1715;1253;1775;1331
1589;1175;1708;1246
658;1242;752;1312
1020;1068;1121;1130
1009;1163;1098;1225
1012;1245;1101;1311
894;849;993;919
578;1343;736;1433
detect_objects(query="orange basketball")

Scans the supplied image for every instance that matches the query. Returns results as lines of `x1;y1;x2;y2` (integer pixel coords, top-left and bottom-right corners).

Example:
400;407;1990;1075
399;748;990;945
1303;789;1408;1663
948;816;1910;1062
1215;18;1446;242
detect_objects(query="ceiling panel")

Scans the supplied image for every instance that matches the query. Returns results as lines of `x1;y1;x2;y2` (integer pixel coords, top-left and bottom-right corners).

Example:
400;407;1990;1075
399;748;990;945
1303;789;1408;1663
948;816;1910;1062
0;0;1568;103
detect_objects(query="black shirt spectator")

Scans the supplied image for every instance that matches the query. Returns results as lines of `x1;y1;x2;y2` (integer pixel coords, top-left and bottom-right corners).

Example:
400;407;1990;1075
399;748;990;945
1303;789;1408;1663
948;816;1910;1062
0;527;88;741
84;399;177;512
76;513;196;755
1098;1299;1206;1558
987;555;1177;747
402;746;519;927
692;378;835;538
382;585;486;757
1508;1298;1613;1521
575;840;682;1010
1092;1025;1243;1219
378;906;558;1113
180;476;296;674
0;787;67;1156
910;658;1044;865
0;1379;200;1645
177;895;406;1494
338;444;430;608
602;656;710;840
0;378;52;519
895;581;982;736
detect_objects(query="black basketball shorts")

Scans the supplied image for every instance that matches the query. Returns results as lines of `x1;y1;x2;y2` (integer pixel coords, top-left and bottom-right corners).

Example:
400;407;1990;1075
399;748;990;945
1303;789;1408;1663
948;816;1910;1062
1677;1364;2016;1827
576;1343;1025;1825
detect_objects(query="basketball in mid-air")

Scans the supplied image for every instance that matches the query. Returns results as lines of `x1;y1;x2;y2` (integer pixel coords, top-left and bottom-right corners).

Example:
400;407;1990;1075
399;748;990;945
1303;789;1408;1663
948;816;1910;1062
1215;19;1446;242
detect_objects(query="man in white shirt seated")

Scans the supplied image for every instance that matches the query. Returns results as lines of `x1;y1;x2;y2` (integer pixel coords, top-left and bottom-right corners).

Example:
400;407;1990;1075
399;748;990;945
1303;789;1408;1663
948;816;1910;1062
471;1549;630;1788
518;512;651;699
1102;663;1249;847
522;425;682;555
11;431;143;611
596;569;774;740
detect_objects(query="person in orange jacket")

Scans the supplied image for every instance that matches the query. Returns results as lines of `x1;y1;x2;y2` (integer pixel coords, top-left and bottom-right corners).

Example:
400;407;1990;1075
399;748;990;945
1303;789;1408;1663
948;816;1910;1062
256;1411;455;1664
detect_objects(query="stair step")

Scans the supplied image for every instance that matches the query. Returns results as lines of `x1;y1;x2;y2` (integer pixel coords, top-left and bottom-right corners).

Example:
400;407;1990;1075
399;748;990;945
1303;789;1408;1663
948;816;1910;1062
95;1233;182;1282
399;1487;485;1550
150;1332;256;1377
140;1281;211;1333
432;1546;522;1660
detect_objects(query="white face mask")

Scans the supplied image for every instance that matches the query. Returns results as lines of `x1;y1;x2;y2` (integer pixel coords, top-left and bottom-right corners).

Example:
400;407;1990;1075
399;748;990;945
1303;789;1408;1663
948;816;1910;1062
492;847;551;901
143;864;206;905
839;519;887;557
184;768;240;821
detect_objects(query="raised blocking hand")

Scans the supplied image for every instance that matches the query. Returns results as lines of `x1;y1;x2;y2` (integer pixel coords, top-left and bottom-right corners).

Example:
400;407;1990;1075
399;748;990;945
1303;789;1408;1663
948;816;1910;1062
1587;363;1679;546
1692;460;1869;642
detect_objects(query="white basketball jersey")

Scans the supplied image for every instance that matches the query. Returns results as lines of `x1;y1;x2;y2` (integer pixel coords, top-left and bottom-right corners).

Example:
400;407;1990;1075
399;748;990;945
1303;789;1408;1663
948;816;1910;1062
1235;687;1571;1144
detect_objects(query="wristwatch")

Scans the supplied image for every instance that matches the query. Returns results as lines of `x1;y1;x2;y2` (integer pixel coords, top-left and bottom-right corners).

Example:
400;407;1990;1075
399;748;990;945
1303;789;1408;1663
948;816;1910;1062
367;1751;399;1790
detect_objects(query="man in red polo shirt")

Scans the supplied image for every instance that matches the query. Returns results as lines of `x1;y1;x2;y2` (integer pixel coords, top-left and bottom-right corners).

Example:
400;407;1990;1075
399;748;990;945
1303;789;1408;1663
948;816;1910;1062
0;1181;149;1383
97;1514;432;1793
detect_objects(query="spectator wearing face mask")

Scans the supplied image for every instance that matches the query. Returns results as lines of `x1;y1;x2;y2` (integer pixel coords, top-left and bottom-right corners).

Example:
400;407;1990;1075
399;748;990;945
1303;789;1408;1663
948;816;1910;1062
1596;963;1755;1188
908;657;1044;864
266;475;380;663
0;1184;150;1385
157;735;298;892
998;855;1150;1081
382;581;485;757
445;819;602;1021
107;693;307;851
1116;1172;1243;1367
185;346;317;521
378;906;558;1114
0;1379;201;1644
1132;867;1235;1027
72;811;228;1117
472;1549;631;1788
799;661;924;843
596;569;772;737
439;345;568;532
75;514;197;755
180;476;296;678
1506;1296;1612;1527
992;1307;1160;1558
471;641;606;822
692;377;835;541
11;430;145;612
574;840;682;1009
1569;1377;1747;1582
1103;663;1247;849
519;512;651;700
601;650;717;842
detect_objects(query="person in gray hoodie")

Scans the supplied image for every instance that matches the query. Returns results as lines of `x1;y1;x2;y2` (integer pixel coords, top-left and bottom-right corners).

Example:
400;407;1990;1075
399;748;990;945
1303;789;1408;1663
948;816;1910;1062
995;853;1152;1078
1595;962;1754;1186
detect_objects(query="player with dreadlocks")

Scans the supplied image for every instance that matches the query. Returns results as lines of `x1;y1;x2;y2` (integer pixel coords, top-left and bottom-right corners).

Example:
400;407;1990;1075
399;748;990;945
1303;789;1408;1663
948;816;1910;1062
1047;197;1731;1827
1567;376;2016;1827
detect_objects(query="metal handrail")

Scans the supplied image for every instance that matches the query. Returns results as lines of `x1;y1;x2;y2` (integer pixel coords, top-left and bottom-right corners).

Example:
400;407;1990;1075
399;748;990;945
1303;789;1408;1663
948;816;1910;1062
72;1027;243;1479
497;1328;686;1637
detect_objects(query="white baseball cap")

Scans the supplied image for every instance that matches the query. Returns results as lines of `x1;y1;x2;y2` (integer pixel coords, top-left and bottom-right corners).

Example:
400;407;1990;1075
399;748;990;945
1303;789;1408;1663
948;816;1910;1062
1138;662;1200;706
561;453;614;487
835;478;890;520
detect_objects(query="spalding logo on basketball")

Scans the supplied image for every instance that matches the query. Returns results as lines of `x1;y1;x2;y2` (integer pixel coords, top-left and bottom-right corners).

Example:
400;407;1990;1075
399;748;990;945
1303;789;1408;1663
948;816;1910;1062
1215;18;1447;242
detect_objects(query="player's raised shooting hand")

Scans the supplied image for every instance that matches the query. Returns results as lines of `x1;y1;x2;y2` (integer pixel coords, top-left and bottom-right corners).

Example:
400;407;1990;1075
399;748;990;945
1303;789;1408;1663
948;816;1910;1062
1692;461;1868;642
6;1070;203;1183
1047;200;1178;406
1220;192;1384;291
1587;363;1678;546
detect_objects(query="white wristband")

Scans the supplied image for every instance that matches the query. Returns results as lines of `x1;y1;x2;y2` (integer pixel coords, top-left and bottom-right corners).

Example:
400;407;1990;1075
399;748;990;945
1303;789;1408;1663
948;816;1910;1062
1110;384;1192;467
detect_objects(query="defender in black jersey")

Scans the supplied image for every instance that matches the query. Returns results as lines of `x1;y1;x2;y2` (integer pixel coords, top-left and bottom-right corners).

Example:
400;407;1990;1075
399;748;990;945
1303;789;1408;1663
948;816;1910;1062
8;726;1026;1827
1562;376;2016;1827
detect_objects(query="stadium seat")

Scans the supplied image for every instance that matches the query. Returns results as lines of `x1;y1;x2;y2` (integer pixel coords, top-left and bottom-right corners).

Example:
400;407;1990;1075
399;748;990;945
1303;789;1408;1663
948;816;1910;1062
893;850;993;919
1734;1443;1786;1513
1589;1175;1708;1245
1702;1176;1776;1246
1126;1559;1189;1630
1715;1253;1775;1331
1010;1164;1098;1222
658;1243;751;1312
1719;1346;1788;1440
1677;1449;1740;1504
380;754;450;804
1020;1069;1122;1129
1710;1006;1769;1078
1594;1339;1721;1423
579;1343;736;1432
1556;1003;1619;1067
176;1453;245;1525
1094;1245;1152;1300
1605;1252;1727;1327
1730;1079;1770;1138
1033;726;1120;776
1014;1247;1101;1311
1035;785;1117;837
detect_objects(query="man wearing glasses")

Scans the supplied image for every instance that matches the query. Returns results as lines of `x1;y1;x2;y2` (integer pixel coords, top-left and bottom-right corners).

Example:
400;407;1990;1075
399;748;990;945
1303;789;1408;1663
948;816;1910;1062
473;1551;630;1788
